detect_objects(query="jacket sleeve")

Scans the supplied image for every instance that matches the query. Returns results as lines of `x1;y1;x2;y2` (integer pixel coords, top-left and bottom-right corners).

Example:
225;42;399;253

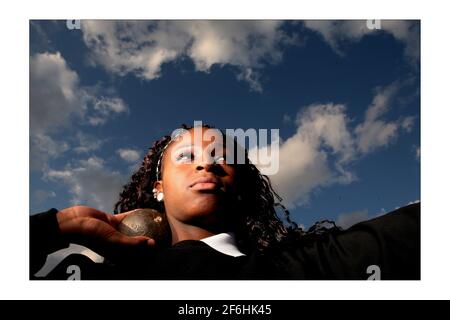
273;203;420;280
30;209;70;278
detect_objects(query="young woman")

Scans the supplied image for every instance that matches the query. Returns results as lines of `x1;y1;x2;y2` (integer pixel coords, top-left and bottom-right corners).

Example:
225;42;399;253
30;124;420;280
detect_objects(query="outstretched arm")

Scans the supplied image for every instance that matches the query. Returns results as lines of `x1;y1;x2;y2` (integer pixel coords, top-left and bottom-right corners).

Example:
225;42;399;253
275;203;420;279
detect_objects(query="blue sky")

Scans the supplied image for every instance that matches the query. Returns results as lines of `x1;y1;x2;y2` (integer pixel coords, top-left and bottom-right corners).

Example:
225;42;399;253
29;20;420;229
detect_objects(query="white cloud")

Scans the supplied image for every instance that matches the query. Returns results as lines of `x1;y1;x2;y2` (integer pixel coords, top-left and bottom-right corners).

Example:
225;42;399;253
30;132;70;171
294;103;356;163
33;189;56;204
415;146;420;161
117;148;141;163
236;68;263;92
45;156;127;212
401;116;415;132
257;81;416;208
88;117;106;126
304;20;419;62
382;20;420;61
30;51;128;171
336;210;370;229
355;121;398;154
355;82;414;154
81;20;296;91
29;52;82;171
283;114;292;123
267;103;356;208
87;96;128;126
29;52;130;213
30;52;84;135
94;97;127;114
72;132;104;154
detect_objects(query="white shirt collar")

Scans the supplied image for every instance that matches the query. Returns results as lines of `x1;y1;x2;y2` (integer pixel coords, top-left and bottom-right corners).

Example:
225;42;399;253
200;232;246;257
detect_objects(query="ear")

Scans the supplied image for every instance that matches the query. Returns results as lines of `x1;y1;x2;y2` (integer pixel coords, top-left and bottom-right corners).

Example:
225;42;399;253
153;180;163;193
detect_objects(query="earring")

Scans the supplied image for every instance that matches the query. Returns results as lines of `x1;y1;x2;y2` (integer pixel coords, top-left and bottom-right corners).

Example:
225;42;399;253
153;188;164;202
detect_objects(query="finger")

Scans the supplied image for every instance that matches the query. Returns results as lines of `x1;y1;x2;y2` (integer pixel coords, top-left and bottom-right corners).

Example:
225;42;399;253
97;234;156;263
106;231;156;247
107;211;138;226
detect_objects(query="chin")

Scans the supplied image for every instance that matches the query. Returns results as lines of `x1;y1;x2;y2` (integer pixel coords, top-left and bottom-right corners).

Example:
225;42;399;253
187;196;224;217
193;203;221;216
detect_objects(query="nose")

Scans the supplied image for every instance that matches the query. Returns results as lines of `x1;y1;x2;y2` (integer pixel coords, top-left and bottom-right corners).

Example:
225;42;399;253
195;158;214;172
195;158;225;176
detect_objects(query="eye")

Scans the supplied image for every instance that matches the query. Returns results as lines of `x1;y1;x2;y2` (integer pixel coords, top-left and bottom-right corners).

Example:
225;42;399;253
176;151;195;163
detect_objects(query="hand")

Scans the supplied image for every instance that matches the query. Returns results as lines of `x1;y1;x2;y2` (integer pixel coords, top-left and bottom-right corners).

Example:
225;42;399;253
56;205;155;258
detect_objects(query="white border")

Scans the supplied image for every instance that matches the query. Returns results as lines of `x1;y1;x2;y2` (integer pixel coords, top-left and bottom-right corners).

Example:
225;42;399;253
1;0;449;299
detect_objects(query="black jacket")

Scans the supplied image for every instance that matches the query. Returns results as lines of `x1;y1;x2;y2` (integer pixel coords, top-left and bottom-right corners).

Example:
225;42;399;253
30;203;420;280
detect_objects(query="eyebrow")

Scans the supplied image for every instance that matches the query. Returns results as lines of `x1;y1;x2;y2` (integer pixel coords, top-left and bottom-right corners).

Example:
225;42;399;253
171;143;227;150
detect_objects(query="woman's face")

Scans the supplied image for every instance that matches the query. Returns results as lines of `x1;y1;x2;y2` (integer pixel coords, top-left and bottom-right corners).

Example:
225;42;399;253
155;127;238;230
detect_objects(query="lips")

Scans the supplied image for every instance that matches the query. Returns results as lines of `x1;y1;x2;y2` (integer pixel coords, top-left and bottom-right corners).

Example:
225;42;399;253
189;176;222;191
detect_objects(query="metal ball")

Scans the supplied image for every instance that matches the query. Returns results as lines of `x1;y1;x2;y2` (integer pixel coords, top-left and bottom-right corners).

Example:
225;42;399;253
118;208;171;246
